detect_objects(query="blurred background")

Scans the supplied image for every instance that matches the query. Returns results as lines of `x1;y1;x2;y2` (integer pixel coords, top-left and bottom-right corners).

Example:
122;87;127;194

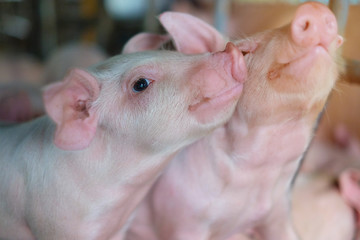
0;0;358;58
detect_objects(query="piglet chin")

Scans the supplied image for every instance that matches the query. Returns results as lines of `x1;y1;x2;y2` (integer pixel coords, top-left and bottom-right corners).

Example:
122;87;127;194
283;45;332;80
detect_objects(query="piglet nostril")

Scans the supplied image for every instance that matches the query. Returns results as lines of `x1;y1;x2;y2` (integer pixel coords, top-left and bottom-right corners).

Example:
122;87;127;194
291;16;318;48
302;20;310;32
291;2;338;49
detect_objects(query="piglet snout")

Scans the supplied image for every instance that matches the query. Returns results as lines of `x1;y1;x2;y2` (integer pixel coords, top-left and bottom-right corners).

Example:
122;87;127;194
291;2;340;49
193;42;246;100
201;42;246;98
188;42;246;122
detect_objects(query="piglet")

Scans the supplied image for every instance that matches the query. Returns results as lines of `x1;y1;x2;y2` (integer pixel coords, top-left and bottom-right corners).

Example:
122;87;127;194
125;2;344;240
0;82;44;123
0;46;246;239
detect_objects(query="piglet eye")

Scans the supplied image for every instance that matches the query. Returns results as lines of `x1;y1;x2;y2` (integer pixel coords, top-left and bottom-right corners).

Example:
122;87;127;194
133;78;150;92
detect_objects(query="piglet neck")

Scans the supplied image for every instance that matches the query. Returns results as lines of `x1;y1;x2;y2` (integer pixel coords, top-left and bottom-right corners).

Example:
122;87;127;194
224;113;313;167
87;130;174;180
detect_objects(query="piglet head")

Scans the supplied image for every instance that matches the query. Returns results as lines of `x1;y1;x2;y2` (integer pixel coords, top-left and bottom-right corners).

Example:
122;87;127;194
235;2;344;125
43;48;245;152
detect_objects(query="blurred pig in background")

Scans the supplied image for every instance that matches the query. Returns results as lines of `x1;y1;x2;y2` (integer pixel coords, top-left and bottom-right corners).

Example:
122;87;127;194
0;53;44;85
0;82;43;123
0;52;44;122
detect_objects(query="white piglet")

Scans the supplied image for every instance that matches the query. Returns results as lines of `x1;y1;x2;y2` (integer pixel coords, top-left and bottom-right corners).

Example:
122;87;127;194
0;46;246;240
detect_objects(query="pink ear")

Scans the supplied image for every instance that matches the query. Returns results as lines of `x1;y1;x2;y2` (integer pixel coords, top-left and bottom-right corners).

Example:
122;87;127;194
159;12;226;54
43;68;100;151
122;33;170;54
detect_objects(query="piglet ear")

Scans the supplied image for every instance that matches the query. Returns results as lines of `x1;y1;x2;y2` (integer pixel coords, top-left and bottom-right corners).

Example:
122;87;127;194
122;33;170;54
43;68;100;151
159;12;226;54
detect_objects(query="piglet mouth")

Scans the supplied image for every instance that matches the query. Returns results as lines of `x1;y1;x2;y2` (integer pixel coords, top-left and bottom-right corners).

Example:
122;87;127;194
274;0;344;79
271;30;343;81
273;44;334;81
188;84;243;113
276;33;342;67
189;42;246;114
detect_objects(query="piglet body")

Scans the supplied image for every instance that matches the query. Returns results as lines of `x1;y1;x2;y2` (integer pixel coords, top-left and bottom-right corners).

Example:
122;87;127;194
126;2;344;240
0;48;245;240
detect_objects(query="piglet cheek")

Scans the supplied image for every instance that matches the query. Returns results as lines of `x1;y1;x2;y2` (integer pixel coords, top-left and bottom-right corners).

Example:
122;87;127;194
192;68;226;99
188;68;241;124
187;43;244;123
